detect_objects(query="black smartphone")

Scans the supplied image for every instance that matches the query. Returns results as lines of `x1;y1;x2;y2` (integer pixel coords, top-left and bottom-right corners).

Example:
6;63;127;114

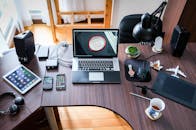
43;76;53;90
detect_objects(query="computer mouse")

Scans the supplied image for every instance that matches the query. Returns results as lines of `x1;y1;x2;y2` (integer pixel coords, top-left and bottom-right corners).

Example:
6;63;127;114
137;67;148;80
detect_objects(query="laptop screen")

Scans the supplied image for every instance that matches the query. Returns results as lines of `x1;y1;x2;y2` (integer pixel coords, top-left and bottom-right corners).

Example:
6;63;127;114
73;29;119;57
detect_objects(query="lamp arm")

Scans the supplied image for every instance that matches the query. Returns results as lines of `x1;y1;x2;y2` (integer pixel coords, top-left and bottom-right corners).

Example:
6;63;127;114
151;2;167;17
151;1;167;30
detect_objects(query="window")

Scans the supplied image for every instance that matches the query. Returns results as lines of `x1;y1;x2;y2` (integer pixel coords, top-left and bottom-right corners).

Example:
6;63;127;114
0;0;17;53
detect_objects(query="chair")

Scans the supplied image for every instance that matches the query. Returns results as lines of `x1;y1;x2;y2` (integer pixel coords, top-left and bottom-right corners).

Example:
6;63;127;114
119;14;142;43
119;14;163;43
119;2;167;43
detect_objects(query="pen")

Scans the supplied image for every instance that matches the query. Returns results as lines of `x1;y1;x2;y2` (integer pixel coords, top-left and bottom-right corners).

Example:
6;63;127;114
129;92;151;101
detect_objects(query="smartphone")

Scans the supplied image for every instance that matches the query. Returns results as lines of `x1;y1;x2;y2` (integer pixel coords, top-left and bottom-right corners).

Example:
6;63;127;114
56;74;66;90
43;76;53;90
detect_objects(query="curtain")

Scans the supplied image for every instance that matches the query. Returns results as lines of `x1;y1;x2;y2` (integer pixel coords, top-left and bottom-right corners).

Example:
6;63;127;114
59;0;86;23
14;0;57;29
0;0;18;50
42;0;57;26
14;0;33;31
0;29;9;55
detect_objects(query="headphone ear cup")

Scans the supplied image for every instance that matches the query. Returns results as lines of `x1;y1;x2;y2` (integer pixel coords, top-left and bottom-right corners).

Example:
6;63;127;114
14;97;24;105
9;104;19;115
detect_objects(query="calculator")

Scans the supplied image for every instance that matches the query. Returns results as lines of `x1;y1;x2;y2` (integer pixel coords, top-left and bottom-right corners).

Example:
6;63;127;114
3;65;41;94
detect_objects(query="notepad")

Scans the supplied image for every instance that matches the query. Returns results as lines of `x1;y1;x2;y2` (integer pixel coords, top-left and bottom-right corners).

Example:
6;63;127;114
152;72;196;110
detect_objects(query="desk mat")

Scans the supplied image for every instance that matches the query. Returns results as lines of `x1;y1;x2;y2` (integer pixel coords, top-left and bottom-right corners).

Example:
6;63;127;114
124;59;151;82
152;71;196;110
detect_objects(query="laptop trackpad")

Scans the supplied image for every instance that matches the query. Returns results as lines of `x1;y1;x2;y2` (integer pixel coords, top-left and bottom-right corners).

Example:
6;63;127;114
89;72;104;81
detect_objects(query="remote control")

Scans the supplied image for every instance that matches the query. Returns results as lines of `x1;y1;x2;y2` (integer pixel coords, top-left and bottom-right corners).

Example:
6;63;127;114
56;74;66;90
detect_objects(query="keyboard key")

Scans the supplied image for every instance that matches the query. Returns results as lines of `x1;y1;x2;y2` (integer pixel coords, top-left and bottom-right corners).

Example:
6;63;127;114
78;60;114;71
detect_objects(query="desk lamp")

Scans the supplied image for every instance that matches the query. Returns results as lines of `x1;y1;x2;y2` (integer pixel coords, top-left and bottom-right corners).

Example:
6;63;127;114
132;2;167;44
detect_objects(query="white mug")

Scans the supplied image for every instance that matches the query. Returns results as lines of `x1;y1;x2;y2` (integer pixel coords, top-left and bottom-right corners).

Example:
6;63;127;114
145;98;165;120
154;36;163;52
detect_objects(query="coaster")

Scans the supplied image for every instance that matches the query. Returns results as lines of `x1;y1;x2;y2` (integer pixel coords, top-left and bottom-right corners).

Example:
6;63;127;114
125;46;140;58
127;53;140;58
152;46;162;53
145;107;162;120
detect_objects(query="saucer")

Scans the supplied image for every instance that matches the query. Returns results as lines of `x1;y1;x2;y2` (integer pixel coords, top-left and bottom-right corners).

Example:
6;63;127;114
145;107;162;120
152;46;162;53
125;46;140;58
127;52;140;58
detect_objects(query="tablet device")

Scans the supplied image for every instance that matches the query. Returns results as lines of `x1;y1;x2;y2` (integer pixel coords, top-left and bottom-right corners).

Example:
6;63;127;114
152;71;196;110
3;65;41;94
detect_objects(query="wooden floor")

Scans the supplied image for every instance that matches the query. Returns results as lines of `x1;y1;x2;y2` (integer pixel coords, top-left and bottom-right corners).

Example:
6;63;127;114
25;24;132;130
58;107;132;130
25;24;73;45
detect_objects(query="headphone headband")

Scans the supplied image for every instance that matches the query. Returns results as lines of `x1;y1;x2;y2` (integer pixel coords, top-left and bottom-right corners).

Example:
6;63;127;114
0;92;24;115
0;92;16;98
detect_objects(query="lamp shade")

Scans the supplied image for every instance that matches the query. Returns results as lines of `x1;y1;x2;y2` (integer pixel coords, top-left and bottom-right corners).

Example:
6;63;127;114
132;13;156;42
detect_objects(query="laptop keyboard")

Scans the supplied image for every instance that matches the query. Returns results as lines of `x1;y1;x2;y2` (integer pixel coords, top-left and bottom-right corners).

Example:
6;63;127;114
78;60;114;71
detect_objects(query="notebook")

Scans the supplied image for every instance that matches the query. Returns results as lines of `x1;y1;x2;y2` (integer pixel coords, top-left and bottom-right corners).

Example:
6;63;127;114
152;71;196;110
72;29;120;83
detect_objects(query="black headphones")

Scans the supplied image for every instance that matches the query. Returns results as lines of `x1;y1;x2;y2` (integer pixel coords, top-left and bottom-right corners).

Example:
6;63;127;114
0;92;24;115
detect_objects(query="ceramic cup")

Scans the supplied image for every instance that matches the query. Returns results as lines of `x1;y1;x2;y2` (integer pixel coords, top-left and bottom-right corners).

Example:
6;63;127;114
145;98;165;120
154;36;163;52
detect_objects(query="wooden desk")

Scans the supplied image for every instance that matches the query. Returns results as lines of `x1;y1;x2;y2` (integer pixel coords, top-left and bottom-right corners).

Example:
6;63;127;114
0;51;45;130
0;43;196;130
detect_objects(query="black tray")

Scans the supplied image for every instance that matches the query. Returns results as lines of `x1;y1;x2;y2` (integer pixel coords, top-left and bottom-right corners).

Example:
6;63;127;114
124;59;151;82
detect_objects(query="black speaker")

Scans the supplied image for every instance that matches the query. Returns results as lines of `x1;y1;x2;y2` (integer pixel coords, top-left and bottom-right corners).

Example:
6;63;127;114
14;30;35;63
170;25;190;57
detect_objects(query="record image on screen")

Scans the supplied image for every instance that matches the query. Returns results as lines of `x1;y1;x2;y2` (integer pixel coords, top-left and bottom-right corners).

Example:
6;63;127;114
73;29;119;57
88;36;106;52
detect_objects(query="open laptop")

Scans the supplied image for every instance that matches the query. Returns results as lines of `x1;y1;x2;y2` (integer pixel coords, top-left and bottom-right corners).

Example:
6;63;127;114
72;29;121;83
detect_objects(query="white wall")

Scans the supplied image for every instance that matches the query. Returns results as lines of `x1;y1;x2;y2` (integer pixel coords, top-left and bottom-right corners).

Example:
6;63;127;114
112;0;164;28
22;0;46;12
21;0;51;24
0;31;9;54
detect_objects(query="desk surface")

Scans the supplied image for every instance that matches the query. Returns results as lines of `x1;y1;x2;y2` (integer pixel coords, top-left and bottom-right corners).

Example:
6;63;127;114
0;43;196;130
